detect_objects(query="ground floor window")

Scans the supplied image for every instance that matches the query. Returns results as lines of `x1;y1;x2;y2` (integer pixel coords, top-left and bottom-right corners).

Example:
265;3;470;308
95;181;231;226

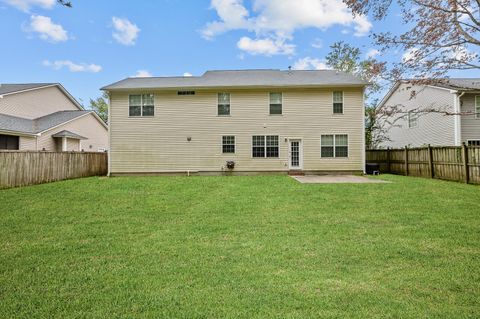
222;136;235;153
321;134;348;158
468;140;480;146
252;135;279;158
0;134;19;150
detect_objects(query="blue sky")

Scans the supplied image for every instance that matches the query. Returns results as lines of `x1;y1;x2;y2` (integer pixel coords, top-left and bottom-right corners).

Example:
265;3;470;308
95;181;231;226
0;0;475;106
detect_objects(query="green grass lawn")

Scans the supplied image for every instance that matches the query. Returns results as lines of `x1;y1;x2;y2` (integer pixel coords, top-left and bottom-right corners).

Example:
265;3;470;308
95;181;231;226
0;175;479;318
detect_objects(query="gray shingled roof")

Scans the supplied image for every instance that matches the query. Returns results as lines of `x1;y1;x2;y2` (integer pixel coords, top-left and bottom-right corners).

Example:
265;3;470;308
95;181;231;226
0;110;90;135
430;78;480;90
51;130;87;139
0;83;56;95
34;110;90;132
102;69;368;90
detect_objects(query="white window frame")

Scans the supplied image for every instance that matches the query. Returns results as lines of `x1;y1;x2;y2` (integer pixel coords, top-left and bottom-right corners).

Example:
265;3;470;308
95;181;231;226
218;93;231;116
269;92;283;115
221;135;236;154
332;91;344;114
128;94;154;117
408;110;418;128
475;96;480;119
320;134;349;158
251;135;280;158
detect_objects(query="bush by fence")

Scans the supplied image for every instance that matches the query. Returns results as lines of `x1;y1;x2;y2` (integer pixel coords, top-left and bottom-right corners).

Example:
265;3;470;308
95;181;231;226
0;151;107;189
366;145;480;184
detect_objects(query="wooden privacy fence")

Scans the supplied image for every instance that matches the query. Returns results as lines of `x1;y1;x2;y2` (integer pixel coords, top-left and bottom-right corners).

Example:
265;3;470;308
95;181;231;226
0;151;108;189
366;145;480;184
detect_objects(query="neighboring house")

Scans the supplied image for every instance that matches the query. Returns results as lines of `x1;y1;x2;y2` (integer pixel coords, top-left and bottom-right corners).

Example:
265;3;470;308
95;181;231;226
102;69;368;175
378;78;480;148
0;83;108;152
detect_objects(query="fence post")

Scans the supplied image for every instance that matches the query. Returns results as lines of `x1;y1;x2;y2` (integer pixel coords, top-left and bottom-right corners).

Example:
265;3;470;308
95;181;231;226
387;147;391;173
428;144;434;179
462;143;469;184
404;146;409;176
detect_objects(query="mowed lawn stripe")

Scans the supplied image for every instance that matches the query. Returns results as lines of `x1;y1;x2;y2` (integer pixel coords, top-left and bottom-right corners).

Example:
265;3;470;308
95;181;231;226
0;175;479;318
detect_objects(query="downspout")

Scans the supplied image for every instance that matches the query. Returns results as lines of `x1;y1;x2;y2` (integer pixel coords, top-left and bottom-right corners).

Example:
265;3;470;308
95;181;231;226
453;91;465;146
107;91;111;177
362;86;366;174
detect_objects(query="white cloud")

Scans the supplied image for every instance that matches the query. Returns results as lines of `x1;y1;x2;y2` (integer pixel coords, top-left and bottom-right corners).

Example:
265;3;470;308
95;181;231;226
402;48;420;63
293;57;329;70
112;17;140;46
2;0;55;12
43;60;102;73
183;72;193;77
202;0;251;40
202;0;372;56
27;15;69;42
133;70;152;77
237;36;295;56
450;46;476;62
311;38;323;49
365;48;380;59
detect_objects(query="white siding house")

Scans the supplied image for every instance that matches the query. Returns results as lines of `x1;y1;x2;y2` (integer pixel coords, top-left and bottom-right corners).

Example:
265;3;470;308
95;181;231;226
377;79;480;148
0;83;108;152
103;69;368;175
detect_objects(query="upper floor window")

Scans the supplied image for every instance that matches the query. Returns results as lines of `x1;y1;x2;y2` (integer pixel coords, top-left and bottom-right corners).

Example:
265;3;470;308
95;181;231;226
222;135;235;153
321;134;348;158
475;96;480;119
333;91;343;114
269;93;282;115
252;135;279;158
129;94;154;117
218;93;231;116
408;111;418;128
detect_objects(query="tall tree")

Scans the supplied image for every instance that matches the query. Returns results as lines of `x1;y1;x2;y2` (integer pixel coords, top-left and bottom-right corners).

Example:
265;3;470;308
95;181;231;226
325;41;387;148
57;0;72;7
343;0;480;79
89;92;108;123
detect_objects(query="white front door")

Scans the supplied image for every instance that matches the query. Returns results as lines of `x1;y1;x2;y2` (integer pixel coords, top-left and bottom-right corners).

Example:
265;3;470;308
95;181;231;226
289;139;302;169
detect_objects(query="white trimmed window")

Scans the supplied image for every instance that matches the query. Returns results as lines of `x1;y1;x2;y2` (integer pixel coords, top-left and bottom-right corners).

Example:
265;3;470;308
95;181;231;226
333;91;344;114
218;93;231;116
252;135;279;158
129;94;154;117
408;111;418;128
222;136;235;153
475;96;480;119
321;134;348;158
468;140;480;146
269;93;282;115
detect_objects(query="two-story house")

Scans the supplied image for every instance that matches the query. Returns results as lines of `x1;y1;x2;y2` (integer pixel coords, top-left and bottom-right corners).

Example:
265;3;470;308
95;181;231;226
102;70;368;175
377;78;480;148
0;83;108;152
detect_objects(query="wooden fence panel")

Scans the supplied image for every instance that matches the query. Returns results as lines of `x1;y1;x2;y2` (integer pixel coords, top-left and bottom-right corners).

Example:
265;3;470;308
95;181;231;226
366;145;480;185
0;151;107;189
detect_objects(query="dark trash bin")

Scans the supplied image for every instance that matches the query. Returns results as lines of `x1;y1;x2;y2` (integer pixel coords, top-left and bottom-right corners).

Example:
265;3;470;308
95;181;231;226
366;163;380;175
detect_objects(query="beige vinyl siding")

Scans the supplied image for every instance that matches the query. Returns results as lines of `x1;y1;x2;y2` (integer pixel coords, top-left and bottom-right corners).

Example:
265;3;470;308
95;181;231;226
110;88;364;173
380;83;456;148
66;138;80;151
19;136;37;150
0;86;79;119
35;113;108;152
460;94;480;142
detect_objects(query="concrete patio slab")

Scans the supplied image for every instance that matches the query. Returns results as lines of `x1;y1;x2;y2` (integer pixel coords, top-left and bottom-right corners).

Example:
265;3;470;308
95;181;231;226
291;175;390;184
